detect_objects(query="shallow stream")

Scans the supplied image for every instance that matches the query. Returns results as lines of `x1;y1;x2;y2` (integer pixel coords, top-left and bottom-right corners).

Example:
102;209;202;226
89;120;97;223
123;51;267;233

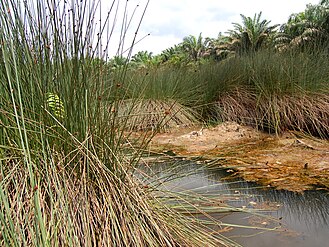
139;160;329;247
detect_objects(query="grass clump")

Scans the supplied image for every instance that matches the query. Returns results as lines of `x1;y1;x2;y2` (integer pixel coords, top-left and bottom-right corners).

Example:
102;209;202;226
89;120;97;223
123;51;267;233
117;50;329;137
206;50;329;136
0;1;241;246
117;98;200;131
109;65;204;131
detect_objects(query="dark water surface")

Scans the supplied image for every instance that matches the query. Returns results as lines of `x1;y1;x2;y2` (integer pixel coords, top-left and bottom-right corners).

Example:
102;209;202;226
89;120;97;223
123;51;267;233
138;160;329;247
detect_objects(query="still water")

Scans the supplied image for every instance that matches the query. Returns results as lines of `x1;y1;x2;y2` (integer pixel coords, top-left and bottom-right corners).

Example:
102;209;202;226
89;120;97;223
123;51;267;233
138;160;329;247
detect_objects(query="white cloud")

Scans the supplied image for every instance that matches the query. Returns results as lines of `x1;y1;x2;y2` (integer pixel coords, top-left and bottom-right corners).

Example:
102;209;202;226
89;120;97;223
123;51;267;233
132;33;182;55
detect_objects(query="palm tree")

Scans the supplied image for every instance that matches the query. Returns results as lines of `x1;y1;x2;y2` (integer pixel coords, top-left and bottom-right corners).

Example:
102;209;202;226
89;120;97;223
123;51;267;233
204;33;234;61
181;33;206;61
321;0;329;7
109;55;128;70
131;51;153;68
226;12;279;54
160;44;185;63
275;3;329;51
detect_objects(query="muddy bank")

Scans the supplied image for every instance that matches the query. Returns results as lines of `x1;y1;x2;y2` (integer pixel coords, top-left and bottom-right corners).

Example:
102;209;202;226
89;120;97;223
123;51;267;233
149;122;329;192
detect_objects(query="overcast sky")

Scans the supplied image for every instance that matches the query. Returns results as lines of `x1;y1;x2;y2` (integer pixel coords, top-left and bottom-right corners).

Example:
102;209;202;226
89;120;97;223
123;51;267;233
105;0;320;56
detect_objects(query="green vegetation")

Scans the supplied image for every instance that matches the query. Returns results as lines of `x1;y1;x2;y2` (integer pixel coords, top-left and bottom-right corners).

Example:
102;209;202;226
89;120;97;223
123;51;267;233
1;0;329;246
0;1;247;246
226;12;279;55
207;50;329;136
275;3;329;51
111;0;329;137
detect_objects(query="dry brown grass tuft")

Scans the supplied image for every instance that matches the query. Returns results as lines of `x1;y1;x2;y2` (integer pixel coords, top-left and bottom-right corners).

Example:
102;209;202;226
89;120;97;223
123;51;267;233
117;99;200;131
217;88;329;137
1;149;232;247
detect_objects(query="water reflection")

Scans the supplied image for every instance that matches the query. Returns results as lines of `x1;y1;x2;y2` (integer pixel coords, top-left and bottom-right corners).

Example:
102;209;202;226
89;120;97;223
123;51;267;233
138;160;329;247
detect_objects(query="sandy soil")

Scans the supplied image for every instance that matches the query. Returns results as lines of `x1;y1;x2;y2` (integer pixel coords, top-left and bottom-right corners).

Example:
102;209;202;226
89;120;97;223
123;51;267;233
149;121;329;192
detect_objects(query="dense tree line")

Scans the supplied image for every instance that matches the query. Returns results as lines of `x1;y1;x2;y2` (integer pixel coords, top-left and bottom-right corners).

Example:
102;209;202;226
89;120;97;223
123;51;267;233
109;0;329;68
